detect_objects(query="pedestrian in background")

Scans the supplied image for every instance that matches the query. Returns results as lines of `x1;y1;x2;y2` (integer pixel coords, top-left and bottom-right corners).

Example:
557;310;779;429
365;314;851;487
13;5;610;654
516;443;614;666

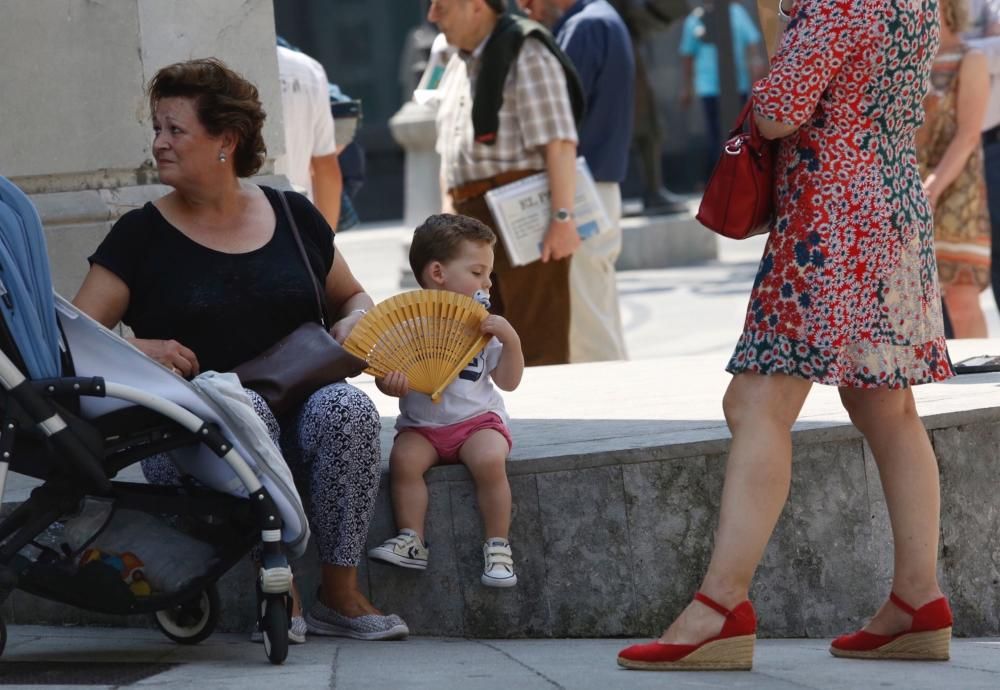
517;0;632;363
276;41;342;230
609;0;689;214
679;0;765;182
917;0;992;338
619;0;954;671
430;0;584;366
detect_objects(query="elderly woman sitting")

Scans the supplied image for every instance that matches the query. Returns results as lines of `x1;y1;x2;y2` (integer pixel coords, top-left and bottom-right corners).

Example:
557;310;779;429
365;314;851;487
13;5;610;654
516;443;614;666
73;58;405;642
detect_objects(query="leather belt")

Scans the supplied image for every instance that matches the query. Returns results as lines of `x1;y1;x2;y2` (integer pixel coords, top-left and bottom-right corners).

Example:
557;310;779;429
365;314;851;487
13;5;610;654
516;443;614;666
448;169;540;205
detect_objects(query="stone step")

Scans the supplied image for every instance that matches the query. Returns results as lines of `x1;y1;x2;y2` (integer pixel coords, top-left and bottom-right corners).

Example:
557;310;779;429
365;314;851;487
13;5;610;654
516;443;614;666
5;341;1000;637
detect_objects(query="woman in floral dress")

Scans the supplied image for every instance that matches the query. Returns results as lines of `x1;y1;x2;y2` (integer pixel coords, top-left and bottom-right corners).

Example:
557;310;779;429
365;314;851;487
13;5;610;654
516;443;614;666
917;0;992;337
618;0;955;672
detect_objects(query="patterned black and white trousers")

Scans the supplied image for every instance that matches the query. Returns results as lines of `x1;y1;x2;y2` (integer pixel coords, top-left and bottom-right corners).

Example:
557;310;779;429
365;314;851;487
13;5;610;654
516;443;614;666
141;382;381;566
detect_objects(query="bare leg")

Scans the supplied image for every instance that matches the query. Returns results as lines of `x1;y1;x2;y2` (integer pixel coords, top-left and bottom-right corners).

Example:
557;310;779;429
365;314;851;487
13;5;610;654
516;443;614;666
661;372;812;643
389;432;441;542
942;284;987;338
458;429;512;539
320;564;380;617
838;386;944;633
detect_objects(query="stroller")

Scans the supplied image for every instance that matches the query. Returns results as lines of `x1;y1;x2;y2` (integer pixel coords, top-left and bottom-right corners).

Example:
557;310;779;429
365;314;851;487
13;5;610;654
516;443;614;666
0;176;309;665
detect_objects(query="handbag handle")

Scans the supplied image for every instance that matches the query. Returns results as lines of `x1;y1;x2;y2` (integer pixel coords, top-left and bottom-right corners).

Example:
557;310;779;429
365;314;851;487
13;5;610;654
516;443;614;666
726;99;765;151
276;190;331;329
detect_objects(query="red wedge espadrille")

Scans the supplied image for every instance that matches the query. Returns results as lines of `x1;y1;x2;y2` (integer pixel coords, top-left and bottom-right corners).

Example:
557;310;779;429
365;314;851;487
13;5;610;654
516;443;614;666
617;592;756;671
830;592;952;661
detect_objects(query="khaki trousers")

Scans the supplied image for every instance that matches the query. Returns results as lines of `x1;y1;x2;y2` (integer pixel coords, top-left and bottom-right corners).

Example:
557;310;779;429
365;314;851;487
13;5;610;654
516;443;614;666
568;183;628;362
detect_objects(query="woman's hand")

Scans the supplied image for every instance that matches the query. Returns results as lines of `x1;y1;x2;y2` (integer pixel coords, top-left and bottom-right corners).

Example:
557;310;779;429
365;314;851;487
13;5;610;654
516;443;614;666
329;310;366;344
923;175;942;211
129;338;200;377
376;371;409;398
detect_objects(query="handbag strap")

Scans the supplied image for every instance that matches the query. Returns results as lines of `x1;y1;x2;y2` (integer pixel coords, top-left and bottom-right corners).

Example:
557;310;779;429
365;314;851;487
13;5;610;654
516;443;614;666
728;98;766;151
728;99;755;137
276;190;331;329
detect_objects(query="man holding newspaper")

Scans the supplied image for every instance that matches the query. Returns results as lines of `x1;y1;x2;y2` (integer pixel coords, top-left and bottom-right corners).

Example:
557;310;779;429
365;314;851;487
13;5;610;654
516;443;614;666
430;0;584;366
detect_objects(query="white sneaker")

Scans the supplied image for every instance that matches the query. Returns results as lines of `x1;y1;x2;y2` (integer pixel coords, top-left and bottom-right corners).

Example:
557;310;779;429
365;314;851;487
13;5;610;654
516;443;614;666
481;538;517;587
367;529;429;570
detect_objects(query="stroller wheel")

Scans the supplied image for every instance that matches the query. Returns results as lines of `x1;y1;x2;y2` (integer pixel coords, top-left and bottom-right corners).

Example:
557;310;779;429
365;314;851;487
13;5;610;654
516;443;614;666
153;585;219;645
261;596;289;665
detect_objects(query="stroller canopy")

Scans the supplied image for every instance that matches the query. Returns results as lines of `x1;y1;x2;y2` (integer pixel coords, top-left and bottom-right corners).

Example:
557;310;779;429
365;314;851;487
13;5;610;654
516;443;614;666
0;176;61;379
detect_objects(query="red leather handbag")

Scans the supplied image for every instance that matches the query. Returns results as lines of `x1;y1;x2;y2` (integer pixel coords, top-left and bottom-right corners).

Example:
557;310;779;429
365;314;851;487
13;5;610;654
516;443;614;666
696;99;775;239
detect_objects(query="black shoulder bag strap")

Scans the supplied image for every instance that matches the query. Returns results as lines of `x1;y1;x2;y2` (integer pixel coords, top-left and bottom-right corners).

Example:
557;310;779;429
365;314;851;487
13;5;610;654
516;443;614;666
276;191;332;329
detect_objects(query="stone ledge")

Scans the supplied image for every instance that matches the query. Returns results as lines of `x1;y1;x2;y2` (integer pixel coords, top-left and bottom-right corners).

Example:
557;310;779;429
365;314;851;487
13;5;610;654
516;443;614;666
615;211;718;270
6;343;1000;637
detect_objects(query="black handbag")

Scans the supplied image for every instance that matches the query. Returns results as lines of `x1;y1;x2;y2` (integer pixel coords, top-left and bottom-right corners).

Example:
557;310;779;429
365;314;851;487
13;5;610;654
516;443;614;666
232;191;364;416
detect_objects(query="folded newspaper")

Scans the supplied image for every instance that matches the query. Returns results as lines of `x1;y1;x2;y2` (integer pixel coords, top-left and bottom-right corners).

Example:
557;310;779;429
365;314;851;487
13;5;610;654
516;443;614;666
484;157;611;267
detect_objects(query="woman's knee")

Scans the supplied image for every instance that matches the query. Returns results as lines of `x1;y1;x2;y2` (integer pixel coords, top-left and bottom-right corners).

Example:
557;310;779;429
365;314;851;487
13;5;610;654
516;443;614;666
839;387;917;432
302;383;381;444
722;373;805;432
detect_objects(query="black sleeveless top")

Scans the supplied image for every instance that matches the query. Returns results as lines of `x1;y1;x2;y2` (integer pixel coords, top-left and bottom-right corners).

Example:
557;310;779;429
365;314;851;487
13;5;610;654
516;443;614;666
89;186;335;373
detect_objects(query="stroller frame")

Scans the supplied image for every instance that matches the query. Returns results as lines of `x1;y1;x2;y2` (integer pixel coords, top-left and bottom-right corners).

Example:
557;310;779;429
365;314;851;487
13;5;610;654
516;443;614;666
0;326;296;664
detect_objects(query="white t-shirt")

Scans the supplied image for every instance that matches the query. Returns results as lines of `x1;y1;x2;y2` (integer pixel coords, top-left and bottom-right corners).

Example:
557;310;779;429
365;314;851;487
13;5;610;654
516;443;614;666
275;46;337;201
396;338;509;429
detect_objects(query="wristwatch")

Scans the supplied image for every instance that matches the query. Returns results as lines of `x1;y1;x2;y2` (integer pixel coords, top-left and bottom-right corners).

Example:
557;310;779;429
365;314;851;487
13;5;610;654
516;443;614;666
551;208;573;223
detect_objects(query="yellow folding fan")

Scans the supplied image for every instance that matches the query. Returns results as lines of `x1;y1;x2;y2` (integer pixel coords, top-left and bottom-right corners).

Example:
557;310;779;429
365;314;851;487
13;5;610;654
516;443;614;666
343;289;491;402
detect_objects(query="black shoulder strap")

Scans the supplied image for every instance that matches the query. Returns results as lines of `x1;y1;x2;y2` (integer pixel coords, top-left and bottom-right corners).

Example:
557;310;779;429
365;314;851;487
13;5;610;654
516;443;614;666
276;191;331;328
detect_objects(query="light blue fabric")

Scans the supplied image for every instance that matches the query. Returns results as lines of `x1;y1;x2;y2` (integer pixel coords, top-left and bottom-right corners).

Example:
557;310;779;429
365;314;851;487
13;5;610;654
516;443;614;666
0;176;61;378
679;3;762;97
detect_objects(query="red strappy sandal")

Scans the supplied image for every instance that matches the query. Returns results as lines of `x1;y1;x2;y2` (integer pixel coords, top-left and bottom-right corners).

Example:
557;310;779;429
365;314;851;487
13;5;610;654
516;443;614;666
617;592;756;671
830;592;952;660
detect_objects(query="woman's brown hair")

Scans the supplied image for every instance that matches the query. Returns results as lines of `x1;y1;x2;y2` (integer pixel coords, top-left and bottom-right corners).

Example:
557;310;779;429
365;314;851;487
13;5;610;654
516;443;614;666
147;58;267;177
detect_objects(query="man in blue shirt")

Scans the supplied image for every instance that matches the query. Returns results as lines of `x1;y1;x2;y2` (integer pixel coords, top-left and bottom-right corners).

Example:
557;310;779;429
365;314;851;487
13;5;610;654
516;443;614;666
518;0;633;362
679;1;764;181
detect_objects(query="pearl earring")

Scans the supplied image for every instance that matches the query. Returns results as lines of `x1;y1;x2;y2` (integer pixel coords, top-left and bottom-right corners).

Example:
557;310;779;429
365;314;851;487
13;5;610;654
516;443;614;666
218;151;227;163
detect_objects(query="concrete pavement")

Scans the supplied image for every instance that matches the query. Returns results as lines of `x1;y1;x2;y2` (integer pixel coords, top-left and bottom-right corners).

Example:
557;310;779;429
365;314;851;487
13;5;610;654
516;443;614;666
4;625;1000;689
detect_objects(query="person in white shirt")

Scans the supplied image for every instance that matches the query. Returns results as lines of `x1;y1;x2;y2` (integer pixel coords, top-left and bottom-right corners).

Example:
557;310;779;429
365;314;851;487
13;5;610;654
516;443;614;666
275;44;342;229
368;213;525;588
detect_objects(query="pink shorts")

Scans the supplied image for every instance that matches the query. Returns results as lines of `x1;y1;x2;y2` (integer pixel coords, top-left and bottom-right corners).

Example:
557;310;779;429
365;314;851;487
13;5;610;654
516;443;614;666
397;412;513;463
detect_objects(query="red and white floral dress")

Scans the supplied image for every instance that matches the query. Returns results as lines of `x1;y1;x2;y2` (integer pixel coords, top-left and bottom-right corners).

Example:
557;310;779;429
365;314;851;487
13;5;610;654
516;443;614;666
727;0;954;387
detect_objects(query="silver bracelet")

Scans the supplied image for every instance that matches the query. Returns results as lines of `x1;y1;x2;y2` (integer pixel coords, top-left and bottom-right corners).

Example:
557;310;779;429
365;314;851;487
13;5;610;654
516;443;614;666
777;0;793;19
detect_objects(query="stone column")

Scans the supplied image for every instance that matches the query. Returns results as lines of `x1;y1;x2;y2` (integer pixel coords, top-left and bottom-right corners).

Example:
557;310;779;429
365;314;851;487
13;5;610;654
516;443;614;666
0;0;286;297
389;100;442;230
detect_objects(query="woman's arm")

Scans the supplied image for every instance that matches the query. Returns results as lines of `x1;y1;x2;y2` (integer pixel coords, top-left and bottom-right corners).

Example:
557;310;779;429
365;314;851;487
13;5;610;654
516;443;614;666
73;264;130;329
923;51;991;207
325;249;376;343
73;265;200;375
752;0;802;140
754;114;799;140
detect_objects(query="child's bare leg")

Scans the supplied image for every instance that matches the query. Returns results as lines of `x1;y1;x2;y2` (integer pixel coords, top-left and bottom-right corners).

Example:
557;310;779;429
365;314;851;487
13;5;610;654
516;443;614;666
458;429;512;539
389;432;440;541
